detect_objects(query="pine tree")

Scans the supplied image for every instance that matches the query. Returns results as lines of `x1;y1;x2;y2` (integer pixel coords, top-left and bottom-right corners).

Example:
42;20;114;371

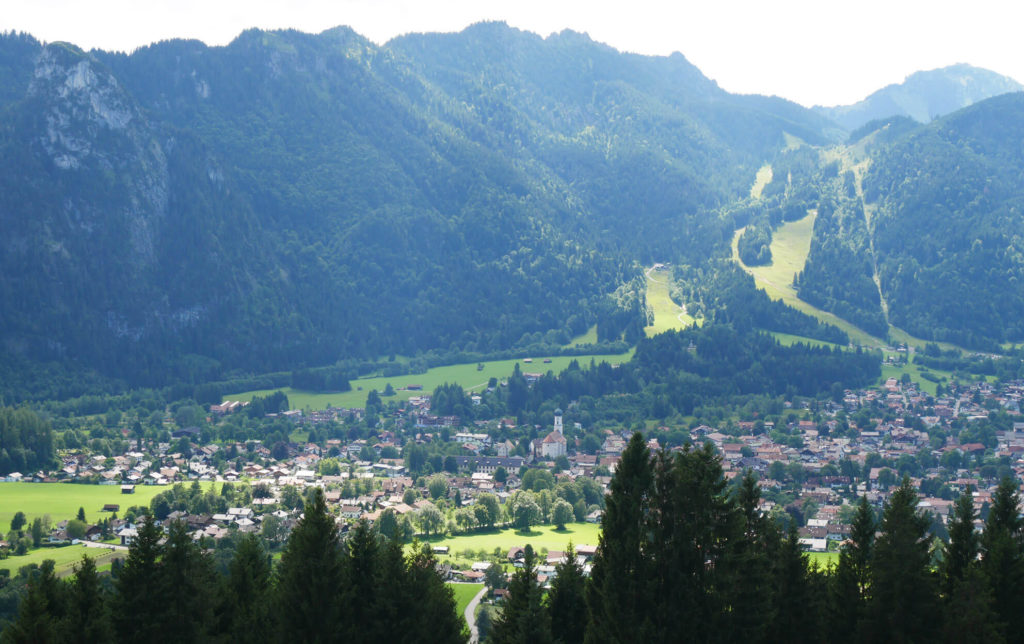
768;524;815;643
0;573;56;644
585;432;652;643
156;521;217;643
220;533;272;642
942;566;1004;644
828;495;873;643
275;488;345;643
942;487;978;600
113;515;165;643
548;543;587;644
372;539;416;641
864;477;939;642
343;520;379;643
986;477;1022;535
981;477;1024;643
490;545;552;644
401;543;467;644
32;561;67;628
718;469;774;644
60;556;112;644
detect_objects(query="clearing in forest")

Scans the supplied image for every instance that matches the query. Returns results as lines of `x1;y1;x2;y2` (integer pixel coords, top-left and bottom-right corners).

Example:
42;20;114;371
644;265;699;337
731;211;881;347
749;164;773;200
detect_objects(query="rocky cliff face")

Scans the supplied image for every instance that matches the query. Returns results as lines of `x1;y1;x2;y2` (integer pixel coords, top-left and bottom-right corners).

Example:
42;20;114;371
0;43;178;364
25;44;169;264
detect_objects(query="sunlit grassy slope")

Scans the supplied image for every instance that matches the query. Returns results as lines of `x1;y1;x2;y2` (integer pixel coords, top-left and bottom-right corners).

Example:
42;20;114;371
750;164;773;200
644;266;699;337
731;211;884;347
227;350;633;410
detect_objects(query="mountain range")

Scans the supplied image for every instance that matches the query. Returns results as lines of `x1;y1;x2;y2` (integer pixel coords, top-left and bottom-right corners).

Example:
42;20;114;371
0;23;1021;397
815;63;1022;132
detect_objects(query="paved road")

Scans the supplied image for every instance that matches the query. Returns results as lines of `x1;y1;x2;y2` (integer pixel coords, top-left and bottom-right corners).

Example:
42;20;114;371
464;585;488;644
78;540;129;551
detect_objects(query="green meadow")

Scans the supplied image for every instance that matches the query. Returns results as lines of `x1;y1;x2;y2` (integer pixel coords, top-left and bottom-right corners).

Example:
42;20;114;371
0;544;95;574
0;482;174;529
880;362;955;397
731;212;883;347
770;332;842;350
729;211;885;346
448;582;485;616
644;266;699;338
422;522;601;571
807;551;839;568
749;164;773;200
0;544;127;576
567;325;599;347
226;351;633;411
731;212;970;358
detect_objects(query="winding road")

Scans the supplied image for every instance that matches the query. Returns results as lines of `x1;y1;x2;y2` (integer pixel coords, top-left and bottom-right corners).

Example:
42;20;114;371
464;585;488;643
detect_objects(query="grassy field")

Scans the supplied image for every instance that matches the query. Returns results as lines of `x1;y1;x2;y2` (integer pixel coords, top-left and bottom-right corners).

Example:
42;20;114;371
729;212;887;346
423;523;601;570
0;543;126;576
749;164;773;200
644;266;699;337
770;332;842;350
566;325;598;347
731;209;971;360
880;362;957;397
807;551;839;569
0;482;177;529
448;582;485;616
227;351;633;411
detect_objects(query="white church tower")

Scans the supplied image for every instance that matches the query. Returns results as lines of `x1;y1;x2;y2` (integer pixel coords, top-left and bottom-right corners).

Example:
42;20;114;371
554;408;563;435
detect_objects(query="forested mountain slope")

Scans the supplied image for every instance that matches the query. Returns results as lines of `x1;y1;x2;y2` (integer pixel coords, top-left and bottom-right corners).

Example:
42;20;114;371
0;25;837;389
863;92;1024;348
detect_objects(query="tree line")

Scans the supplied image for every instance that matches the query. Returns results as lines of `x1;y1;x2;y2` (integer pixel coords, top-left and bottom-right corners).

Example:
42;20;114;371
492;433;1024;643
0;407;54;476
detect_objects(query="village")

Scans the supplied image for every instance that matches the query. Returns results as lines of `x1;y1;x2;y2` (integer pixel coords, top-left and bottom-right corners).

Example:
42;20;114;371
4;372;1024;579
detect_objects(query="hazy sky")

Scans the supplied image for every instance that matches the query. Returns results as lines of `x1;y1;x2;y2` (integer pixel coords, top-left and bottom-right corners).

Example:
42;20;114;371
4;0;1022;107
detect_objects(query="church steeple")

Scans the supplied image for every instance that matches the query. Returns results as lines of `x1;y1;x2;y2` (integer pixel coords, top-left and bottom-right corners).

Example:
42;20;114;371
554;408;563;435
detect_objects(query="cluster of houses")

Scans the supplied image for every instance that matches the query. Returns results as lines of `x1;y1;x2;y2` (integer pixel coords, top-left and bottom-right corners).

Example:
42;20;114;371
8;372;1024;570
448;544;600;588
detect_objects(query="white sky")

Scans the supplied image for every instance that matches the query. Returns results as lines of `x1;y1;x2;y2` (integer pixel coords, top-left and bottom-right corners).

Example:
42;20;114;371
3;0;1022;107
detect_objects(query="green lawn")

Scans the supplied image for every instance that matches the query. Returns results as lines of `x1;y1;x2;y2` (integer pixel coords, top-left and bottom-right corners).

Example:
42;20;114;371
0;543;126;576
807;551;839;569
422;523;601;570
0;482;176;529
448;582;485;616
644;266;700;338
226;351;633;411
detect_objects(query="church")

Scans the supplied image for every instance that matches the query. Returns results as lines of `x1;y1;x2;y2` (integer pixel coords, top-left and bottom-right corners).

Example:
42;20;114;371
535;408;567;459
